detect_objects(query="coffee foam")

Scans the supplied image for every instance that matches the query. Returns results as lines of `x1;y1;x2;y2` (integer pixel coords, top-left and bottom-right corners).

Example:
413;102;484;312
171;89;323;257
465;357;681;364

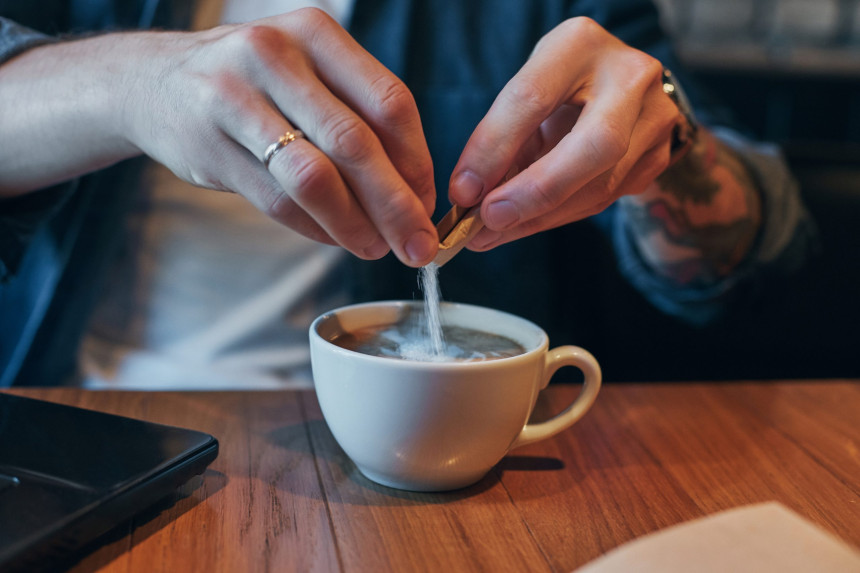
338;323;526;363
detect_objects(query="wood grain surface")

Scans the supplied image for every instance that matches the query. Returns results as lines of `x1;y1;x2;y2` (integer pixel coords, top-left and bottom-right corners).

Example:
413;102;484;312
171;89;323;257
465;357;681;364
6;380;859;572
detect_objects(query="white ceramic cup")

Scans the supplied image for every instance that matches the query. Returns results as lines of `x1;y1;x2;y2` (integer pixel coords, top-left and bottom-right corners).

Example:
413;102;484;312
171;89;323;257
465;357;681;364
310;301;601;491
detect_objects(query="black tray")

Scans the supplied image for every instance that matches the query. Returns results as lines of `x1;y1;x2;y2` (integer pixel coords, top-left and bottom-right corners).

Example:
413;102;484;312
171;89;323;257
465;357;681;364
0;393;218;572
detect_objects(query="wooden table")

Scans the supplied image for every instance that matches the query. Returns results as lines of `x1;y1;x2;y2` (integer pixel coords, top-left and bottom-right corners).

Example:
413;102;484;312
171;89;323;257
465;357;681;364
6;380;860;572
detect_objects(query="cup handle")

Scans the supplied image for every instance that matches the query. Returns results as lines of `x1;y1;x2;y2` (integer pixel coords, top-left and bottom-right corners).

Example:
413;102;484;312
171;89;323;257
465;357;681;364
510;345;602;450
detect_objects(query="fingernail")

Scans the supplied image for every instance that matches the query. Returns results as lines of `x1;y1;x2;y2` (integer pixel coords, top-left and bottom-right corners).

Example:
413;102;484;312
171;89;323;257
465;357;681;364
363;237;390;259
485;200;519;229
404;229;436;265
450;170;483;205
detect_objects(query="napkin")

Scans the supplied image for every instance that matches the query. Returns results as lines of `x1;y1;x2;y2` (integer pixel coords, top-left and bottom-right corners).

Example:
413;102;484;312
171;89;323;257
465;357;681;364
574;503;860;573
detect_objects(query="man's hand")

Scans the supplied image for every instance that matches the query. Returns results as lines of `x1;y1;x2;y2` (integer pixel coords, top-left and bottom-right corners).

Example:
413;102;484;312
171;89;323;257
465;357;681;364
448;17;679;250
0;8;439;266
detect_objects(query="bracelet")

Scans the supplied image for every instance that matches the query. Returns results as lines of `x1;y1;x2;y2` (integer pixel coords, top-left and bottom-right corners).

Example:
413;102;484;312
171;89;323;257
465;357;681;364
662;69;699;165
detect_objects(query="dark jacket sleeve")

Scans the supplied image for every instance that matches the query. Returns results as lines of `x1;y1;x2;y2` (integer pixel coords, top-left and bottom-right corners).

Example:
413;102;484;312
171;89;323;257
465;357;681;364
574;0;818;324
0;17;77;282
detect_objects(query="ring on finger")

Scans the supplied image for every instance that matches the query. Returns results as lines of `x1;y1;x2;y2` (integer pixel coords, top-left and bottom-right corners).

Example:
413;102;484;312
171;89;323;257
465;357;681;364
263;130;305;168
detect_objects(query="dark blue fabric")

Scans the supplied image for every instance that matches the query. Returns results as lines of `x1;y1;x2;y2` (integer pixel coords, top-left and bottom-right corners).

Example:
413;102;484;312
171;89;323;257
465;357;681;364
0;2;170;386
0;0;816;385
347;0;738;331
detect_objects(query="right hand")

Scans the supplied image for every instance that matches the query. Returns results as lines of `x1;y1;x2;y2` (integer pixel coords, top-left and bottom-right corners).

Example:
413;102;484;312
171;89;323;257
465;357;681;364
124;8;438;266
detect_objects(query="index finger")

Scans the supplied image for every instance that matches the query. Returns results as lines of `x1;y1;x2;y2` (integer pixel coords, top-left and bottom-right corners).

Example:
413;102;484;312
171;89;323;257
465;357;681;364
299;11;437;263
309;30;437;216
447;18;641;211
262;9;438;265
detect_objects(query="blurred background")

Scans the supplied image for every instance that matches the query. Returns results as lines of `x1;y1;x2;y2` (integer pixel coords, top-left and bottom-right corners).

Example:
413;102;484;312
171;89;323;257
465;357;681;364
588;0;860;381
2;1;857;386
656;0;860;158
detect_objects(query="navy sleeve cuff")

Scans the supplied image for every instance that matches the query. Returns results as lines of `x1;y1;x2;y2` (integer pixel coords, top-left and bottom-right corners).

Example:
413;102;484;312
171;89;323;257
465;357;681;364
1;17;58;64
609;128;818;325
1;18;73;281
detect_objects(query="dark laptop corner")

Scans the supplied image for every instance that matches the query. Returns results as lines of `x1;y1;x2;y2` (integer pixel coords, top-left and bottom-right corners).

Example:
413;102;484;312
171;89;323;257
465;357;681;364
0;393;219;572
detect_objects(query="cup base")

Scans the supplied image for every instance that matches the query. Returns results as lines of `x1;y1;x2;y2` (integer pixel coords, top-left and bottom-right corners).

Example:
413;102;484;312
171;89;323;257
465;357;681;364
356;466;488;492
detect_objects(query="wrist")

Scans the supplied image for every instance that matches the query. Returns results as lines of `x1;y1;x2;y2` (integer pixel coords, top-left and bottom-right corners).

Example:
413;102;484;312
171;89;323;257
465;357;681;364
112;31;193;156
0;34;157;193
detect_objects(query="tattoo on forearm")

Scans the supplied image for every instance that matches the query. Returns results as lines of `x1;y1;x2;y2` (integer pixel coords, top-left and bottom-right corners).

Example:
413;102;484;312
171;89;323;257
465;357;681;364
657;138;721;204
623;198;757;283
623;131;762;285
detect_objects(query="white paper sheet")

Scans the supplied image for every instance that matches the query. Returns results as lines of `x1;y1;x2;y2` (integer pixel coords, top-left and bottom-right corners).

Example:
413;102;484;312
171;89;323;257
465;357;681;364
575;503;860;573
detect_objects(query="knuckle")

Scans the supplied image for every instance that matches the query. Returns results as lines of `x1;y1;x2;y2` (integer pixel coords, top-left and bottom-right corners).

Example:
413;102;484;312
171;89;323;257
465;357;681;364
324;114;376;165
204;72;251;117
626;53;663;93
503;79;555;119
368;76;416;125
343;224;381;254
534;17;603;55
601;172;624;200
561;16;597;35
417;160;435;186
521;176;561;213
287;152;336;203
373;189;418;226
264;190;301;226
226;24;302;70
397;160;435;206
192;75;227;117
558;17;603;46
586;122;630;167
412;161;436;194
181;145;231;191
639;55;664;83
233;24;286;56
287;8;345;54
188;169;227;191
292;6;336;32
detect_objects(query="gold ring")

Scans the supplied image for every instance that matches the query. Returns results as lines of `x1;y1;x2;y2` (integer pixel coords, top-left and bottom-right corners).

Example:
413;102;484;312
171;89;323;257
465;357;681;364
263;130;304;168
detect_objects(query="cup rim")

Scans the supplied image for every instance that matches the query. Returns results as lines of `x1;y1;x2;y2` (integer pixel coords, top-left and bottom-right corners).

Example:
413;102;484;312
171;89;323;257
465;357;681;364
310;300;549;368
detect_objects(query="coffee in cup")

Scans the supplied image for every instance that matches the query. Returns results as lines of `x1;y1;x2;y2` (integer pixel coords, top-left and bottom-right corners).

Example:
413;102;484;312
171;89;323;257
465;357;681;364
330;307;527;361
310;300;601;491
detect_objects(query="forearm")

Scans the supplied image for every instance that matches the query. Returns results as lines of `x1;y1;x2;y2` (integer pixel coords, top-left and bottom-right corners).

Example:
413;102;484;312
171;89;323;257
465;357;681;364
1;9;441;267
619;127;763;286
0;33;169;196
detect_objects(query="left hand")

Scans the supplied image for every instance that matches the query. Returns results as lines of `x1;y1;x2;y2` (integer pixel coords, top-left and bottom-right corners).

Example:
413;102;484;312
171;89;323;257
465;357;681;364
448;17;681;250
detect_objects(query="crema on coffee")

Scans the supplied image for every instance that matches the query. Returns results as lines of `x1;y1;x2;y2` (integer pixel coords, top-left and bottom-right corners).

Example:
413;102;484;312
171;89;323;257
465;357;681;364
332;323;526;362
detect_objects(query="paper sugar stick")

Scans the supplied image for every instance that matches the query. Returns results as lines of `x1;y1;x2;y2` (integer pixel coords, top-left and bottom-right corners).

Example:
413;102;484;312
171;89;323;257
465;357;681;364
432;205;484;267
